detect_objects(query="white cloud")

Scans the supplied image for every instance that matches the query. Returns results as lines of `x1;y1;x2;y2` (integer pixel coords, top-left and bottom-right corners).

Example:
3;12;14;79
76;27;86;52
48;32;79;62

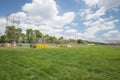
0;18;6;34
83;20;93;27
83;0;120;10
0;0;75;39
9;12;27;21
82;0;120;21
19;23;63;36
76;33;83;39
0;18;6;24
22;0;75;28
22;0;58;20
0;18;15;34
81;26;100;39
63;28;79;39
70;22;78;26
64;26;71;30
112;7;119;12
79;8;93;17
100;0;120;10
21;0;75;38
103;30;120;38
102;30;120;43
85;7;105;20
1;0;119;41
83;0;99;7
45;12;75;28
64;29;77;34
82;17;119;39
79;0;120;40
83;18;119;29
80;7;105;20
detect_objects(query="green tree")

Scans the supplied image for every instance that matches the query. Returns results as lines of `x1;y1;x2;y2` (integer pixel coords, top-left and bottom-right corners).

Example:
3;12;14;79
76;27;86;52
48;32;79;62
77;39;83;44
59;36;64;44
34;30;42;43
26;29;35;43
59;36;64;40
52;36;57;44
0;35;7;43
69;39;76;44
16;28;22;43
5;26;22;43
20;33;25;43
49;36;57;44
5;26;16;42
43;34;49;38
34;30;42;38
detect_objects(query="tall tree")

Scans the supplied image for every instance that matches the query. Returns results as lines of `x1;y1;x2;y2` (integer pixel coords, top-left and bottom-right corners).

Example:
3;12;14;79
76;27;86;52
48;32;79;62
0;35;7;43
5;26;16;42
16;28;22;43
5;26;22;43
77;39;83;44
49;36;57;44
59;36;64;40
26;29;35;43
59;36;64;44
34;30;42;43
34;30;42;38
20;33;25;43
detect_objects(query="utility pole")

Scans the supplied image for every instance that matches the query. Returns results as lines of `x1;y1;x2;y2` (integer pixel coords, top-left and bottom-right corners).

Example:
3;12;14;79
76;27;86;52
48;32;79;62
5;15;10;34
74;32;77;44
12;16;14;26
6;16;8;27
17;17;20;28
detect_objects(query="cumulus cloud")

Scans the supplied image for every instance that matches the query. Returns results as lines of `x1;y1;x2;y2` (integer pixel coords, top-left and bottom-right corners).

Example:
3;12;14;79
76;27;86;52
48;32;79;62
0;0;75;39
64;26;71;30
83;18;119;39
81;0;120;21
103;30;120;38
102;30;120;43
80;16;119;39
9;12;27;21
83;0;99;7
79;0;120;40
83;0;120;10
45;12;75;28
0;0;119;41
80;7;106;20
22;0;75;28
63;28;84;40
64;29;77;34
99;0;120;10
0;18;6;34
86;7;105;20
22;0;58;20
21;0;75;38
70;22;78;26
17;23;63;37
83;18;118;29
0;17;15;34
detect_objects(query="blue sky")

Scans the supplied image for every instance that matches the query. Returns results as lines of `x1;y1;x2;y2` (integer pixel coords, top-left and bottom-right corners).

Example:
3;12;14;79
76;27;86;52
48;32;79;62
0;0;31;16
0;0;120;42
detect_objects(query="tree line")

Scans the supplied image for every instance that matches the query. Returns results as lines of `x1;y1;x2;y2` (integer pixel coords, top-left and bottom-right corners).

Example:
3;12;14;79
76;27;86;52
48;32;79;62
0;26;104;45
0;26;67;44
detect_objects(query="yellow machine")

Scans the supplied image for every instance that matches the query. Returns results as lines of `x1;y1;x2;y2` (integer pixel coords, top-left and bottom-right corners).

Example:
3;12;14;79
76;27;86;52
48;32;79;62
36;44;50;48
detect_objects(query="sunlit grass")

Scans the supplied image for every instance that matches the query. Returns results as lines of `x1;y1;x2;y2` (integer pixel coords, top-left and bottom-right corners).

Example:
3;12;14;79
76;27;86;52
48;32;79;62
0;46;120;80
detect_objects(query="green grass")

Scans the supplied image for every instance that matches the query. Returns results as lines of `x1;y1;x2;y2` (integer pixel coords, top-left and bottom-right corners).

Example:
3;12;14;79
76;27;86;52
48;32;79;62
0;46;120;80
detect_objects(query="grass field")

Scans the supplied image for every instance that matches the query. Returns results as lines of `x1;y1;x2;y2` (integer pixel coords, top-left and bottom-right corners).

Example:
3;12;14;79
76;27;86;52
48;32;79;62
0;46;120;80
